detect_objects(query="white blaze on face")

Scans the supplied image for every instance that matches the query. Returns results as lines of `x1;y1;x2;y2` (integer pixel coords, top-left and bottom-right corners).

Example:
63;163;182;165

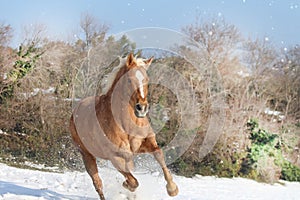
135;70;145;98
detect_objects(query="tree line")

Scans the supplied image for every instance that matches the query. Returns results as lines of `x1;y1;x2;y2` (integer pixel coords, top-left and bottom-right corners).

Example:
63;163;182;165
0;13;299;182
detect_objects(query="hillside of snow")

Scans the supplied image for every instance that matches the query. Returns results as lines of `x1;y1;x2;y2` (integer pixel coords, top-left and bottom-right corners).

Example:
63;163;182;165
0;163;300;200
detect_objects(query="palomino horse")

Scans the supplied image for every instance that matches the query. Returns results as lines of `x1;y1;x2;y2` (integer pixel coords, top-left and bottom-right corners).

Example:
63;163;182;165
69;53;178;200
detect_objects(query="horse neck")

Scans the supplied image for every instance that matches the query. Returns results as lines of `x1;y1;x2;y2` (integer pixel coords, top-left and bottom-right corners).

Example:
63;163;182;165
105;66;128;100
101;66;131;120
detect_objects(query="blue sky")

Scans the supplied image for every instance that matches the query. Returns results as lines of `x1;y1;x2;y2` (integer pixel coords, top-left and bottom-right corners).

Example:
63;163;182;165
1;0;299;48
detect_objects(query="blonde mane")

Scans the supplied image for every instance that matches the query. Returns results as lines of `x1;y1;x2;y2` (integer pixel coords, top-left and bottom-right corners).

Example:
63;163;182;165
101;56;126;95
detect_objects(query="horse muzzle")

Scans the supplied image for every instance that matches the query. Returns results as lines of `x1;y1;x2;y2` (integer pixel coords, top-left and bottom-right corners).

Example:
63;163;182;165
134;103;149;118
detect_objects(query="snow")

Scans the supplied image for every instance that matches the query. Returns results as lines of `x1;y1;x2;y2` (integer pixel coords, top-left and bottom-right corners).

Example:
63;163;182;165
264;108;285;122
20;87;55;99
0;163;300;200
236;70;250;78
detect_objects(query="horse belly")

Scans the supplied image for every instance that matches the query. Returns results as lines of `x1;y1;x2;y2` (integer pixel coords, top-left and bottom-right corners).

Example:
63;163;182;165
72;96;116;159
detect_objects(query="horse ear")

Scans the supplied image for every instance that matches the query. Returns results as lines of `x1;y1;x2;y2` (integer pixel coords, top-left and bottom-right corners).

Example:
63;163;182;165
126;52;136;67
143;56;154;70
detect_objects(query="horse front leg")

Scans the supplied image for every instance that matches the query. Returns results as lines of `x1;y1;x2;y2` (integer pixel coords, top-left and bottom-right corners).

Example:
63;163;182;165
140;136;179;196
119;170;139;192
111;155;139;192
153;148;179;196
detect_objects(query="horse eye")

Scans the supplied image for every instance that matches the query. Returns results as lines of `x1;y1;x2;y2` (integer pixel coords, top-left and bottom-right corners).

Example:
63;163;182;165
128;79;131;83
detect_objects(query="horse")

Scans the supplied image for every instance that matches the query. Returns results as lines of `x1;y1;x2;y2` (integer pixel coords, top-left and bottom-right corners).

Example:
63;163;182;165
69;53;178;200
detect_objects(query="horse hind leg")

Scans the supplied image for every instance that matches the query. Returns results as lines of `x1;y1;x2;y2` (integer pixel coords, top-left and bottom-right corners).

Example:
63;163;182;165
81;151;106;200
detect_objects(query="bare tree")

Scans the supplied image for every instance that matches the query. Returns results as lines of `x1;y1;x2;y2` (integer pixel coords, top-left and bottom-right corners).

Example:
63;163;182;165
80;12;109;49
0;22;13;69
268;46;300;120
0;23;14;103
0;22;13;47
21;23;47;47
182;16;241;66
241;38;278;106
242;38;278;76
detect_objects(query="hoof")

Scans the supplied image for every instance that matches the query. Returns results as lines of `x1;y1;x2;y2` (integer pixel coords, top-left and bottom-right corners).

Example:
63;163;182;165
99;194;106;200
122;181;137;192
167;183;179;197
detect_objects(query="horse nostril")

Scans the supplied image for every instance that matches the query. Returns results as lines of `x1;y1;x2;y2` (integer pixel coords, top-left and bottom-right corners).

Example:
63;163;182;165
135;103;142;111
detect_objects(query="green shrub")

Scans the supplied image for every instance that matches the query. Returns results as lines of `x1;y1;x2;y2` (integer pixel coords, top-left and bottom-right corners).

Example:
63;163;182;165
281;161;300;181
176;119;300;183
0;43;43;103
246;118;300;182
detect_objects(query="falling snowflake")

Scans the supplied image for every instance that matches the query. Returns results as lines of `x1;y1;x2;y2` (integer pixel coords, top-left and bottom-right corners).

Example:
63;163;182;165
290;3;299;9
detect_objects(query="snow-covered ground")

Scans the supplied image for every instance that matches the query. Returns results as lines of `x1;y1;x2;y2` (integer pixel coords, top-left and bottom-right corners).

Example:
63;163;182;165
0;162;300;200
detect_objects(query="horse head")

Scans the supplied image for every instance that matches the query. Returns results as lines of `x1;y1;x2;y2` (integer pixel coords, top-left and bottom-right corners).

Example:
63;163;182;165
125;53;153;118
